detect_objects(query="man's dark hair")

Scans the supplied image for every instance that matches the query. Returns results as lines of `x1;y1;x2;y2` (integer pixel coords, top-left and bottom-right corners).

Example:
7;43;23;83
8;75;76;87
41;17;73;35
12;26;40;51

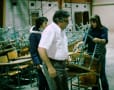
34;17;48;31
53;10;70;23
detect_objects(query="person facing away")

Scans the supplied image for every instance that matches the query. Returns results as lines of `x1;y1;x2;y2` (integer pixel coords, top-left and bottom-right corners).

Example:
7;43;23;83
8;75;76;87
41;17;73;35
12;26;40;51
83;15;109;90
29;17;49;90
38;10;70;90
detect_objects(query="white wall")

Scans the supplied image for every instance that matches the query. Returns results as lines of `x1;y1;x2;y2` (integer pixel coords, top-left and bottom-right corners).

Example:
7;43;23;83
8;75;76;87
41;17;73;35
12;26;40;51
64;3;90;31
92;0;114;31
41;1;58;24
5;0;90;31
5;0;29;28
93;0;114;3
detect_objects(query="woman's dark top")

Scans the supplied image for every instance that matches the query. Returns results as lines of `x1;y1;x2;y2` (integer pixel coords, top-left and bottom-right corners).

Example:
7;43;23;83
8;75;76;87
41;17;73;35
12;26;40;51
84;26;108;55
29;26;42;65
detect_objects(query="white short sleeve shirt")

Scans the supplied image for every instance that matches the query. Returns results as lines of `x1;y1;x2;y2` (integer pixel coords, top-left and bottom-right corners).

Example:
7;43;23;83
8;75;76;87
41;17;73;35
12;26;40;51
39;22;69;60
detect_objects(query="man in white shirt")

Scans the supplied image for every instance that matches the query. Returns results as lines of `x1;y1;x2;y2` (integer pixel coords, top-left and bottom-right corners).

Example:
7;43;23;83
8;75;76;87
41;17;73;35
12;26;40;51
38;10;70;90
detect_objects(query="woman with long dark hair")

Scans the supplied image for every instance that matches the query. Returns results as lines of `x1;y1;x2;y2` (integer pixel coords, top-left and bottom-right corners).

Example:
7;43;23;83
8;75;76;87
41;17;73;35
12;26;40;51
29;17;49;90
85;15;109;90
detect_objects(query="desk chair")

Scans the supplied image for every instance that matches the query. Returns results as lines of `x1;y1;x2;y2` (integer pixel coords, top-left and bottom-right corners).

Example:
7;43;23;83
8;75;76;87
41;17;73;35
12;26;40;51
0;55;21;89
11;59;33;87
7;50;18;61
68;51;101;90
0;47;31;88
0;55;8;63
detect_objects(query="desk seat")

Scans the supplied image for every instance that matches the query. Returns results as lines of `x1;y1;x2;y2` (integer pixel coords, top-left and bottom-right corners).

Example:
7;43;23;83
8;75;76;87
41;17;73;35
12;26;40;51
13;64;29;69
67;55;100;90
1;70;21;76
0;56;33;87
0;55;8;63
72;83;98;89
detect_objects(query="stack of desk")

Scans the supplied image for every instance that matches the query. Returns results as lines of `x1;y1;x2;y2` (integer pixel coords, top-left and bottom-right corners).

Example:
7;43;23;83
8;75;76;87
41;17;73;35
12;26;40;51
0;54;33;89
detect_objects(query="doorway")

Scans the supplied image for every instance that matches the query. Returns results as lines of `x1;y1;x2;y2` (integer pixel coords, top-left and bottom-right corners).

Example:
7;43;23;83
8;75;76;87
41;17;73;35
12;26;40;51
74;11;89;30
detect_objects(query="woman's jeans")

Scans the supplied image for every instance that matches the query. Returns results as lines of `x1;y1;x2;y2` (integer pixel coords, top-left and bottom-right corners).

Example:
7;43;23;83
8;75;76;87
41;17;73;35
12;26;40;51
92;54;109;90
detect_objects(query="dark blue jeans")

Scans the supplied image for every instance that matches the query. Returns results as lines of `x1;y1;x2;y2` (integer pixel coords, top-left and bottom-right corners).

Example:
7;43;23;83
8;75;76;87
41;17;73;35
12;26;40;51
42;59;69;90
51;60;69;90
92;54;109;90
37;69;49;90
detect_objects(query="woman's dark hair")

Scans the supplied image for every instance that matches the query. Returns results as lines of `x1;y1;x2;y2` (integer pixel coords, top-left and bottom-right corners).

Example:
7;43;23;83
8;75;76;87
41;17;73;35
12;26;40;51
53;10;70;23
90;15;103;29
33;17;48;31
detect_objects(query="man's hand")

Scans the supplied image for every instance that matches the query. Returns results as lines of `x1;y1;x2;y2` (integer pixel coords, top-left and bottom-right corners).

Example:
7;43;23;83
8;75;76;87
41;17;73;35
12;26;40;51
36;65;41;69
48;66;57;78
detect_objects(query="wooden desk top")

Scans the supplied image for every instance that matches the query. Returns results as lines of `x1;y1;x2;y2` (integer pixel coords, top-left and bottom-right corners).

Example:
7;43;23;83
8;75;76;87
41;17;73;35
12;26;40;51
67;63;91;73
68;51;97;60
0;48;16;55
67;64;99;77
0;58;32;66
15;54;31;59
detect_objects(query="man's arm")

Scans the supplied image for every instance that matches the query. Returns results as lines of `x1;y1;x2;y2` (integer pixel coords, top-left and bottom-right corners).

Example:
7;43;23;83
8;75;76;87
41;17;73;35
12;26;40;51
38;47;57;78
